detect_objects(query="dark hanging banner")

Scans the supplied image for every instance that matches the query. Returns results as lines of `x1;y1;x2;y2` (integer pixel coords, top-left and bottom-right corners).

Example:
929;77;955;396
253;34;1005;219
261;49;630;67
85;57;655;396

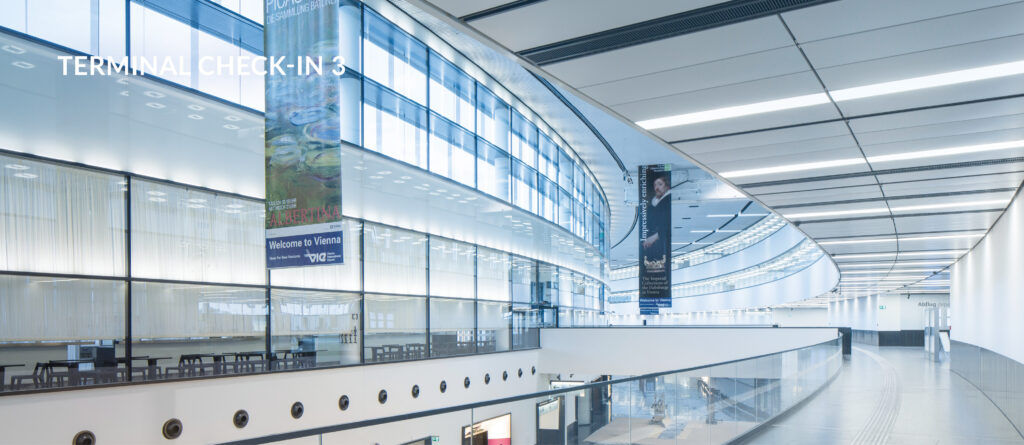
264;0;344;268
639;164;672;314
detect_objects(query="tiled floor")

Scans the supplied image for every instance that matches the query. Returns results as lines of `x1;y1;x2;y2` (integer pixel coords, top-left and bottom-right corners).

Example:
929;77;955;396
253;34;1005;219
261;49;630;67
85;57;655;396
741;346;1024;445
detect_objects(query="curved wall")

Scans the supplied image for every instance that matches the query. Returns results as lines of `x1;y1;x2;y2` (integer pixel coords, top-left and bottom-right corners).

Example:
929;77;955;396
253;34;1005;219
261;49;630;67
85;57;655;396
951;186;1024;364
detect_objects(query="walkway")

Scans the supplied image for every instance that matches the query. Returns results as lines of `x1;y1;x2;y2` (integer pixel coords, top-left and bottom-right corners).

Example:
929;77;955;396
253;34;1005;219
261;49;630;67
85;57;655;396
741;345;1024;445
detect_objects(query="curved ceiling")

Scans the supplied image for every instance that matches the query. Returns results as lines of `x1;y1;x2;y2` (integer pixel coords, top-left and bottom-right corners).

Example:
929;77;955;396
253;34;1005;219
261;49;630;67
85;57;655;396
419;0;1024;299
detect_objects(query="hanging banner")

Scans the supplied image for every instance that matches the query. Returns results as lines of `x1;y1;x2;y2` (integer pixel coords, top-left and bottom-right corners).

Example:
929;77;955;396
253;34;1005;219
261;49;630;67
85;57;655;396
639;164;671;314
264;0;344;268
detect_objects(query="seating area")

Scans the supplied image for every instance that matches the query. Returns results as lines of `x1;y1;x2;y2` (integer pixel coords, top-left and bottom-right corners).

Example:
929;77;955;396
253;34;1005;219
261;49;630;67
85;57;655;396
0;350;334;391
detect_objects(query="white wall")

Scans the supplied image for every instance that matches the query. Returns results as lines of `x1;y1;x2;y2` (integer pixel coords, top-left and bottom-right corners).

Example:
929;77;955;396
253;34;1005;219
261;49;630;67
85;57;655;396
539;327;837;376
829;293;949;331
951;187;1024;364
772;307;828;327
0;350;542;445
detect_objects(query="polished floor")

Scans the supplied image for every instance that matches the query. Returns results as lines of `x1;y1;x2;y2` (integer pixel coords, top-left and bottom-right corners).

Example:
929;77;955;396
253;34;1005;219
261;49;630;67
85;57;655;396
742;345;1024;445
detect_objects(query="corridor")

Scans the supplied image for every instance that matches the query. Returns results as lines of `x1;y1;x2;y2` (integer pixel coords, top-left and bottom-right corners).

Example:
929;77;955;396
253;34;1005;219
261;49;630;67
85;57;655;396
743;346;1024;444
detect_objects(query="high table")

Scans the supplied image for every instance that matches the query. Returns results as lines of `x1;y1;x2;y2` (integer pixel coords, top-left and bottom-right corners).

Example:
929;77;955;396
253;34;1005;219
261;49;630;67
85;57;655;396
117;356;170;380
49;359;94;386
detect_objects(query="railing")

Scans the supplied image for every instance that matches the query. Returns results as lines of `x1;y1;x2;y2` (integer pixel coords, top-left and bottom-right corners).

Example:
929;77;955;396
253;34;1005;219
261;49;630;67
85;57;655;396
221;334;842;445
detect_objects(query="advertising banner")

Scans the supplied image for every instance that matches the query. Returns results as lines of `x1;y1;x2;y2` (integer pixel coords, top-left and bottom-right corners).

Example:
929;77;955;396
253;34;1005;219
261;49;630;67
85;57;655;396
639;164;671;314
264;0;344;268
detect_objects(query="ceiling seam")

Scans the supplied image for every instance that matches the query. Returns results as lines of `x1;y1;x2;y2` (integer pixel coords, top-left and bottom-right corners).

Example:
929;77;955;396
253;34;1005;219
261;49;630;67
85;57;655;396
458;0;547;22
740;156;1024;188
778;14;900;285
770;188;1018;209
793;208;1003;225
752;169;1024;197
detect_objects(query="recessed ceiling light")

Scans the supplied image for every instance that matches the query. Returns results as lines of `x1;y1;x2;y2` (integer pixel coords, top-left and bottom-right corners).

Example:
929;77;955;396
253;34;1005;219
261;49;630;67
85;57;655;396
225;115;241;122
187;198;207;203
148;197;166;202
147;191;166;196
13;172;37;179
393;180;405;184
188;104;205;111
353;165;366;170
2;44;25;54
144;91;165;98
369;175;383;180
838;261;950;268
224;209;241;214
637;93;830;129
706;214;736;218
4;164;30;170
842;269;939;274
12;61;34;69
378;170;391;175
400;176;411;180
691;229;713;233
186;204;205;209
188;114;204;120
146;102;165;109
832;250;966;260
223;124;239;130
120;90;130;97
226;204;244;209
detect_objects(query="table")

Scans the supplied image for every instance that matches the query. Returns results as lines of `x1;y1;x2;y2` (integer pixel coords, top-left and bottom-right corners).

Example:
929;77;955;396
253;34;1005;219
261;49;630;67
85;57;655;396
49;359;94;386
274;349;325;368
0;364;24;390
117;356;170;380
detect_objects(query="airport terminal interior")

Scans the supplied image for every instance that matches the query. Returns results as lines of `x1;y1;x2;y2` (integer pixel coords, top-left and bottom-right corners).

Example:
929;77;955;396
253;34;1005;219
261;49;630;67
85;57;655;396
0;0;1022;443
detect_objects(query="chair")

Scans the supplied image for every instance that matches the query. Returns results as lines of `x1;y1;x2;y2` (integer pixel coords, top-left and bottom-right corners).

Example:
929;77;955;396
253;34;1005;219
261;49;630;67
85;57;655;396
10;363;47;389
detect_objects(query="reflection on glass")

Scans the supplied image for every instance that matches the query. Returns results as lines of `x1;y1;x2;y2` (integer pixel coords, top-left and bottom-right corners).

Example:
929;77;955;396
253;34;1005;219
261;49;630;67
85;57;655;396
364;294;426;363
271;289;360;369
429;297;475;357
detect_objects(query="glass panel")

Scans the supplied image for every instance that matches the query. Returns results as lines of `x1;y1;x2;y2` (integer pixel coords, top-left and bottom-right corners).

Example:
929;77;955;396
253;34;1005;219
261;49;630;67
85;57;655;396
429;297;475;357
363;81;429;169
428;113;476;187
429;237;475;299
538;263;557;306
538;133;558;181
558;270;573;308
477;247;509;302
130;4;193;87
511;256;536;304
475;138;510;201
363;223;427;295
510;111;538;168
511;160;537;213
338;0;361;72
363;10;427;105
558;188;572;231
573;164;585;202
131;180;265;285
0;274;125;390
239;46;266;111
0;154;125;276
270;219;362;291
476;300;509;353
476;85;509;150
27;0;91;53
196;30;241;103
538;177;558;223
428;52;474;131
511;304;540;349
364;294;426;363
558;149;573;192
271;289;360;369
98;0;127;59
131;282;267;378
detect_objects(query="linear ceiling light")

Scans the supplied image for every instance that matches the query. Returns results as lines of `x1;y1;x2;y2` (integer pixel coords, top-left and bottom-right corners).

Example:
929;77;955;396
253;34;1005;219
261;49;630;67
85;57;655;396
638;60;1024;131
785;199;1007;219
841;269;941;274
637;93;829;129
838;261;951;268
832;250;966;259
819;233;984;245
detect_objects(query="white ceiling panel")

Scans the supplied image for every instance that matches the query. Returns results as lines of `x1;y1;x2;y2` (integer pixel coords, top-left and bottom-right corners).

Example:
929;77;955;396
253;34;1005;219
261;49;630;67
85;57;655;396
824;241;899;255
542;16;792;87
704;147;868;180
579;47;808;107
895;237;982;251
743;176;879;194
893;213;1001;233
884;190;1015;208
471;0;722;52
680;121;850;154
813;33;1024;93
757;185;883;207
849;97;1024;133
835;75;1024;117
880;173;1024;196
797;1;1024;68
692;133;857;165
652;103;841;143
875;162;1024;183
852;113;1024;147
859;126;1024;159
798;219;896;238
781;0;1018;43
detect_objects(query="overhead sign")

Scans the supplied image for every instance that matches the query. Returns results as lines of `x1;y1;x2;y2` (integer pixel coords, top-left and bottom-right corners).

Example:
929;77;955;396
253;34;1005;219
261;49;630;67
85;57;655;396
639;164;672;314
264;0;344;268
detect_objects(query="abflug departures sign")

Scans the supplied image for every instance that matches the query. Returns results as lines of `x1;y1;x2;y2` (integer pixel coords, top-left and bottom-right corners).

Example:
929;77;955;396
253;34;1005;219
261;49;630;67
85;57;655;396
639;164;672;314
264;0;345;268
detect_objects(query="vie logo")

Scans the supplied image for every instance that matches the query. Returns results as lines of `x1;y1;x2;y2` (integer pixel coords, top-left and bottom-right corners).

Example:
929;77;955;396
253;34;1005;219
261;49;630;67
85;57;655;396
304;250;327;263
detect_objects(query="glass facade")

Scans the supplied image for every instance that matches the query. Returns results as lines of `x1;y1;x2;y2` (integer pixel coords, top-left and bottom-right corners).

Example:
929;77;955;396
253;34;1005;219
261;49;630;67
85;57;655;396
0;150;605;391
0;0;610;255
